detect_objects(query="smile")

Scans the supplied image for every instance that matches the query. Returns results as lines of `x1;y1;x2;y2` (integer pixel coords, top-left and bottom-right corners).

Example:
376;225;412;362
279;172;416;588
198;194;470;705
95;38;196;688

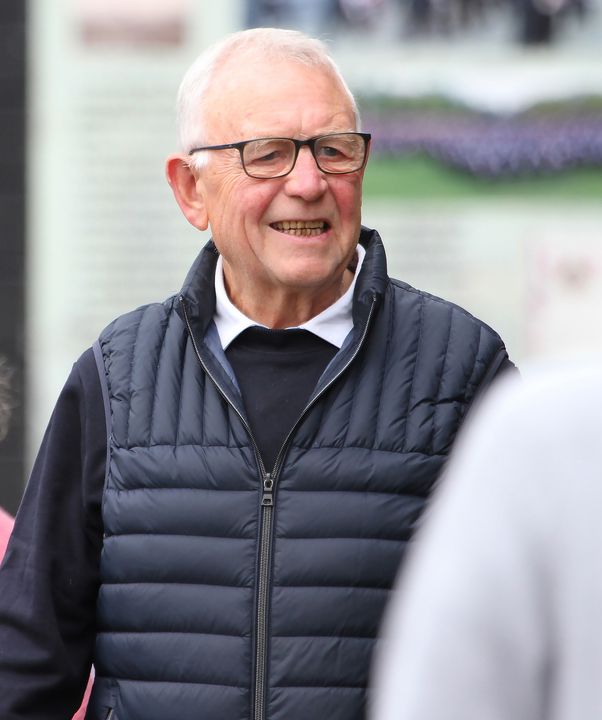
270;220;329;237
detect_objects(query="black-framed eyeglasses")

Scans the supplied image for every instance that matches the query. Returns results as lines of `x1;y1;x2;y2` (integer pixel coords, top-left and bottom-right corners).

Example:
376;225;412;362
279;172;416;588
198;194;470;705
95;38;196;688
189;132;371;179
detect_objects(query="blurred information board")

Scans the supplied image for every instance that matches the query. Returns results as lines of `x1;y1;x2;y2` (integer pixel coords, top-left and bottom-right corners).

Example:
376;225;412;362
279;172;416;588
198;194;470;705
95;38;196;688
364;200;602;364
28;0;602;464
27;0;240;456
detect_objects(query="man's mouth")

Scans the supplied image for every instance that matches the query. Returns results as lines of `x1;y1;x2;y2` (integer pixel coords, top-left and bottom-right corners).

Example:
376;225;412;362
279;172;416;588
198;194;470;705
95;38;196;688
270;220;329;237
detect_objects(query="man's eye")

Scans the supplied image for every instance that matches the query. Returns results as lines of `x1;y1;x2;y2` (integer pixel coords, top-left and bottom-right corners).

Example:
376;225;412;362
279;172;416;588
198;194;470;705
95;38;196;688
320;145;342;158
256;151;281;162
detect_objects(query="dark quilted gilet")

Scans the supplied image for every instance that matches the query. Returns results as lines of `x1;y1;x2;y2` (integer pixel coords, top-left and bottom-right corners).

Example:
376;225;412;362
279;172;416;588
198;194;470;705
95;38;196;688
87;228;509;720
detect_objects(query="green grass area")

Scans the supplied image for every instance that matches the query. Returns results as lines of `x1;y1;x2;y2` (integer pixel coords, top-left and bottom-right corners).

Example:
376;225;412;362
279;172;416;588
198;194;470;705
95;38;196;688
363;154;602;200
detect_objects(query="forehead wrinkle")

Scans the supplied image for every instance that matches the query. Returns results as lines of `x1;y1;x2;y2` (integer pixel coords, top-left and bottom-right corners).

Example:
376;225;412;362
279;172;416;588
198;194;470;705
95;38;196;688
203;60;356;144
238;109;356;144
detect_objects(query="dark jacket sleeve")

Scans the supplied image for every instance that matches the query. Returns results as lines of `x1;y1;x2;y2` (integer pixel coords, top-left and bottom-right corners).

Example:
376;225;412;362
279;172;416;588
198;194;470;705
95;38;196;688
0;348;105;719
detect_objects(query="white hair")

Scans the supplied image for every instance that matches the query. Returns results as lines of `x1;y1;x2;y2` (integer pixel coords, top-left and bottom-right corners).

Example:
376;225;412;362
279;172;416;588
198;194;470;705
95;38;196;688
176;28;360;166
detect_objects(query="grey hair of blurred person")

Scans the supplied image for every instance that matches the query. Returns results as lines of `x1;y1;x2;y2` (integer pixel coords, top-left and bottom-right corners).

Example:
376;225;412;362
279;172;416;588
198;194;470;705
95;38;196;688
176;28;361;171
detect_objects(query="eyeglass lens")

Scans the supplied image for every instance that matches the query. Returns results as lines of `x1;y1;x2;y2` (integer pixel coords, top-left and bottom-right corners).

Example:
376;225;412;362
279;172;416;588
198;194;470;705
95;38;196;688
242;133;366;178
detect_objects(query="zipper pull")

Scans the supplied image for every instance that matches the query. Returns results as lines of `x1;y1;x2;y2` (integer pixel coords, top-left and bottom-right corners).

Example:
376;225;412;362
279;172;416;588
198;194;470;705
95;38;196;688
262;473;274;506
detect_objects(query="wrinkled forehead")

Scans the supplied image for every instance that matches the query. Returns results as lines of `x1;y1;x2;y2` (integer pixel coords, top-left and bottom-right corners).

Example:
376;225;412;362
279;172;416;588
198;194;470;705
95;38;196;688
202;57;356;141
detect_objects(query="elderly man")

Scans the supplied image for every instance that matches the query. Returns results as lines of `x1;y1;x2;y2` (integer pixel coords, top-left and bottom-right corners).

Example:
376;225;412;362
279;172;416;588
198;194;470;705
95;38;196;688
0;28;513;720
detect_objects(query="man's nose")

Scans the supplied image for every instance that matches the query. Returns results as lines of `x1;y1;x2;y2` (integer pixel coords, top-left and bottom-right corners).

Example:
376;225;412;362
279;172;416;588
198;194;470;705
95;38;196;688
283;146;328;200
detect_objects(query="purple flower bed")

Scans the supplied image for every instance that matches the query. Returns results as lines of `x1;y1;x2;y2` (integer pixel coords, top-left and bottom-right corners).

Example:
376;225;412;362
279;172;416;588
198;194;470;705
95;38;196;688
363;104;602;178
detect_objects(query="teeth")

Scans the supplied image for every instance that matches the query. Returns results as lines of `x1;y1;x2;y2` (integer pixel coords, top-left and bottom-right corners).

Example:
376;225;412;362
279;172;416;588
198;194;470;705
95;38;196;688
272;220;327;235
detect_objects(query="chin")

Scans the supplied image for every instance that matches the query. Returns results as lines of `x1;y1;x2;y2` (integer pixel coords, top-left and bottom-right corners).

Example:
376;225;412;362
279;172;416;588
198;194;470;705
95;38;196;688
277;266;344;293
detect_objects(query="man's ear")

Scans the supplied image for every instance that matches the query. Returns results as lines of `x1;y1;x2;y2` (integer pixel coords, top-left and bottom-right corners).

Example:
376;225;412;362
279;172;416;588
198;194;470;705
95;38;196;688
165;154;209;231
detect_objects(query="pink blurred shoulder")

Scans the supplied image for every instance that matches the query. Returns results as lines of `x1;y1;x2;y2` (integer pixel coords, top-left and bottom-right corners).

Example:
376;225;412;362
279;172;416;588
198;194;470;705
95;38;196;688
0;506;14;562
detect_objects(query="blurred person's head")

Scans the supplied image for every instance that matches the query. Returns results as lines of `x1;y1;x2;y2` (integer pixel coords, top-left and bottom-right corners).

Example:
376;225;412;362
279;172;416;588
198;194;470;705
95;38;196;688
165;28;370;327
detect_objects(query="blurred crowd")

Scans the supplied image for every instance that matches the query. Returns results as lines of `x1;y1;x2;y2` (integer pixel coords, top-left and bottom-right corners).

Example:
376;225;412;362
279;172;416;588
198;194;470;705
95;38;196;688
365;99;602;179
246;0;589;43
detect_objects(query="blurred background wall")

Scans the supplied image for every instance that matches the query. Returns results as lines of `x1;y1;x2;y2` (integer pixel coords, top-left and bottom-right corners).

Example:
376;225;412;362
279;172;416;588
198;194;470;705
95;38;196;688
0;2;25;514
0;0;600;512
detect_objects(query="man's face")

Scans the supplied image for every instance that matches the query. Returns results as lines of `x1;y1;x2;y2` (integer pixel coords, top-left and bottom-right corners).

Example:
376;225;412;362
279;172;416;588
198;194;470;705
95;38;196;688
192;59;366;320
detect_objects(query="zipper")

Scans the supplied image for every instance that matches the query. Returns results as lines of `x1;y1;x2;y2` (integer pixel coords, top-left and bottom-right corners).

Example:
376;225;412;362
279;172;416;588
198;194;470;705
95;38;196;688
179;297;271;720
179;292;377;720
254;471;273;720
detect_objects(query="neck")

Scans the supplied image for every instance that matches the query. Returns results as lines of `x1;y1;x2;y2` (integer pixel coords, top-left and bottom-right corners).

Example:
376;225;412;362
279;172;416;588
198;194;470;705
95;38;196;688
224;269;354;329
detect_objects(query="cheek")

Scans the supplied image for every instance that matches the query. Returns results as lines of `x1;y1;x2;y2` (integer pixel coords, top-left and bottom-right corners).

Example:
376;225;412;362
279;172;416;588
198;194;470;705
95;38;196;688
212;182;282;257
206;174;253;228
333;177;363;220
240;184;282;225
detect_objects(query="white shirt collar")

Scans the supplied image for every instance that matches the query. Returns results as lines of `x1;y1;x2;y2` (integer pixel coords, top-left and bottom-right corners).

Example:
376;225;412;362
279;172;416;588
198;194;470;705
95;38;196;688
214;244;365;350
